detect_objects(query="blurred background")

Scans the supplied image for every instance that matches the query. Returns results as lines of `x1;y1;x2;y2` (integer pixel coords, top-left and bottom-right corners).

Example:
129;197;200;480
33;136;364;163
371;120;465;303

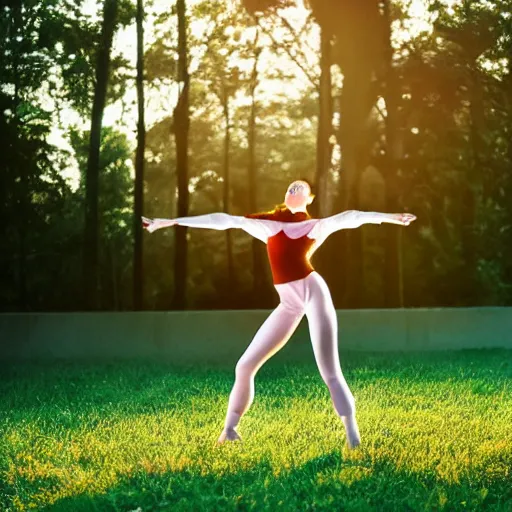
1;0;512;312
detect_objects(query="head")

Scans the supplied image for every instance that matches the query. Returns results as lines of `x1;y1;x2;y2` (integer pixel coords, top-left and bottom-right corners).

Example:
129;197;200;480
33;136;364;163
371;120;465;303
284;179;315;212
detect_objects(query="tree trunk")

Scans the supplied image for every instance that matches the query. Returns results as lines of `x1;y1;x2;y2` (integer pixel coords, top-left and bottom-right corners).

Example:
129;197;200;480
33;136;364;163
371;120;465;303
12;2;27;311
172;0;190;310
133;0;146;310
335;55;376;308
110;241;119;310
247;40;268;306
506;58;512;299
338;141;364;309
83;0;118;310
314;25;332;219
312;25;340;300
461;67;484;305
335;63;366;309
382;0;403;309
222;98;235;292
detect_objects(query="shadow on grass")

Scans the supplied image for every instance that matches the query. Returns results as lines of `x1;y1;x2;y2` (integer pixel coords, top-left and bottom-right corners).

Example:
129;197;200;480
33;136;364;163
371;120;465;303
1;350;511;511
34;449;511;512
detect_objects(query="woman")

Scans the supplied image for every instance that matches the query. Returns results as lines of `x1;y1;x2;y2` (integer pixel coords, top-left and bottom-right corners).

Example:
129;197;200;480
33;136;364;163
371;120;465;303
142;179;416;449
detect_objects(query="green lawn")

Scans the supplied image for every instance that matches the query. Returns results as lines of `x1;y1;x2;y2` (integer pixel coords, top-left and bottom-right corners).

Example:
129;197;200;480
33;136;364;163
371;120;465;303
0;349;511;511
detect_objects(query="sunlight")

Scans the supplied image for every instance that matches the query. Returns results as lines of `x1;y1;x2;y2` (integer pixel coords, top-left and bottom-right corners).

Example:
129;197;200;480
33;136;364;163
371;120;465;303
5;351;511;509
48;0;463;191
91;0;462;131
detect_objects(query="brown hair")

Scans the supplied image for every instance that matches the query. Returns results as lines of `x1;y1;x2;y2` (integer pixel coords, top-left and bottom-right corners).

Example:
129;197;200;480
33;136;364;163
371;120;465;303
245;178;315;219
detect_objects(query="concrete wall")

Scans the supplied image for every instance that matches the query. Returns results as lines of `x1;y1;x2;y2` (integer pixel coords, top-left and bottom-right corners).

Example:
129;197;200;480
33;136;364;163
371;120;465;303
1;308;511;364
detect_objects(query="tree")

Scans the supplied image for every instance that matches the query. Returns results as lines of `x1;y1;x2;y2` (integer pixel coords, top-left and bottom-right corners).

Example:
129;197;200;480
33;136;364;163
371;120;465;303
0;0;80;311
133;0;146;310
71;126;134;310
246;28;270;304
433;1;500;304
194;8;243;292
381;0;404;308
83;0;119;310
314;25;333;220
173;0;191;310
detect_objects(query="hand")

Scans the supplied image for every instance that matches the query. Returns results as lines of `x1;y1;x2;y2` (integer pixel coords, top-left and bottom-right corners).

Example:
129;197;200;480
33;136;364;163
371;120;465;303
142;216;153;230
142;216;177;233
142;216;162;231
394;213;416;226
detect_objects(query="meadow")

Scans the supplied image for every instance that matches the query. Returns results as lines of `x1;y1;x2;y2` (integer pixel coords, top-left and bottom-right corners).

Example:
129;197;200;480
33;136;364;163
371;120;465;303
0;349;511;511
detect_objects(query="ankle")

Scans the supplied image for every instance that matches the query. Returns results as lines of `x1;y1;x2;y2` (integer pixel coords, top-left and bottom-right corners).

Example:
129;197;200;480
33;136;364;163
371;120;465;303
341;414;358;427
224;411;242;431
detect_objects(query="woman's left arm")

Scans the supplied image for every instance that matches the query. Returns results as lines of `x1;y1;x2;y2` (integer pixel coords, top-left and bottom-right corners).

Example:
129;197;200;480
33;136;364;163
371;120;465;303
308;210;416;244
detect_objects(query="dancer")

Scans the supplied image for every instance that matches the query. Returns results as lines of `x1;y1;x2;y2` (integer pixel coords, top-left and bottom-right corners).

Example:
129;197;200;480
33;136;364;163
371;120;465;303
142;179;416;449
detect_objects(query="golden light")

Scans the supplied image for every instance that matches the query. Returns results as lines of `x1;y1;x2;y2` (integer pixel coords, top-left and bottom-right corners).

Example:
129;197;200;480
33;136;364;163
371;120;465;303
49;0;461;190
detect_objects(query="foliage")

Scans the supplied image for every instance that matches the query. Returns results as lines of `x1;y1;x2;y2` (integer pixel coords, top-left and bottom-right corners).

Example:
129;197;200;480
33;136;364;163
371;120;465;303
1;0;512;310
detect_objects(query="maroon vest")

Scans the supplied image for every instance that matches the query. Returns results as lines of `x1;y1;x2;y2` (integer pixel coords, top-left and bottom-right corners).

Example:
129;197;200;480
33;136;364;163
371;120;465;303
245;209;316;285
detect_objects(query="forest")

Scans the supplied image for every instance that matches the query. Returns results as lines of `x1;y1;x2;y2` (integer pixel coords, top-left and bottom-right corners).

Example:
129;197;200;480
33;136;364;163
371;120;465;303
1;0;512;311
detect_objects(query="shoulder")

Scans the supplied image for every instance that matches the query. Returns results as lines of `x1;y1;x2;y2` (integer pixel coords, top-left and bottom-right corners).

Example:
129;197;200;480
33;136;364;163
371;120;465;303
244;212;275;220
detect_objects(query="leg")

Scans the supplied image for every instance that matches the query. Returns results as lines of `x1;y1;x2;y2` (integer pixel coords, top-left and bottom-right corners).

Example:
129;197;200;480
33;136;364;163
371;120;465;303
305;274;361;449
218;302;304;444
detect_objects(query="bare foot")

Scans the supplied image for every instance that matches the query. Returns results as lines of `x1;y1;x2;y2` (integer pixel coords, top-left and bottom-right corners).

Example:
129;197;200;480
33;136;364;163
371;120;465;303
342;415;361;449
217;428;242;444
346;432;361;449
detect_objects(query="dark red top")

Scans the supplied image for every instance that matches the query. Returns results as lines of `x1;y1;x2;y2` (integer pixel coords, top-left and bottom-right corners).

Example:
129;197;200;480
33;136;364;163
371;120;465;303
245;209;316;285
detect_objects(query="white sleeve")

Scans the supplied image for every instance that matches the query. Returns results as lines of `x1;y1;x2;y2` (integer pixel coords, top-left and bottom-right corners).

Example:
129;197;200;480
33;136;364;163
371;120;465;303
307;210;391;245
172;212;237;230
173;212;281;243
229;216;283;243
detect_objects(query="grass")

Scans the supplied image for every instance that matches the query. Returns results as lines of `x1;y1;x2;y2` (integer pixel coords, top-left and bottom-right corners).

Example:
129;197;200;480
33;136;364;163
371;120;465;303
0;349;511;511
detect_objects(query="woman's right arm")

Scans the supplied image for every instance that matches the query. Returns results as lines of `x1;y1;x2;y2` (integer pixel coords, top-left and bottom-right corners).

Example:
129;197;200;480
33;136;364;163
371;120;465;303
142;213;279;243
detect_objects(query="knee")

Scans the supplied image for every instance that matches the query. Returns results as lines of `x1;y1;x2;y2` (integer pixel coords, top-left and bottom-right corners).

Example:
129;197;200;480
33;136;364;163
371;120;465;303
344;398;356;416
323;374;341;388
235;358;256;378
325;376;356;413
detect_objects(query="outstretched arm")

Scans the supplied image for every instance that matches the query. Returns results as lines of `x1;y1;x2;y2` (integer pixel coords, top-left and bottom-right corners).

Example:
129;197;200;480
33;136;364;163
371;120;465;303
308;210;416;245
143;213;237;232
323;210;416;229
142;213;279;243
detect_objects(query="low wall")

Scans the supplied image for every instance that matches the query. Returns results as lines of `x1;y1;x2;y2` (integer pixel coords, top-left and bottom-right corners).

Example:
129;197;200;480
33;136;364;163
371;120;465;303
1;308;511;364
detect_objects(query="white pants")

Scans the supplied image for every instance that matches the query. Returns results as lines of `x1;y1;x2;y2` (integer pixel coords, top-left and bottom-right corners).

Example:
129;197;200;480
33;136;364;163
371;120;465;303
224;271;356;430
